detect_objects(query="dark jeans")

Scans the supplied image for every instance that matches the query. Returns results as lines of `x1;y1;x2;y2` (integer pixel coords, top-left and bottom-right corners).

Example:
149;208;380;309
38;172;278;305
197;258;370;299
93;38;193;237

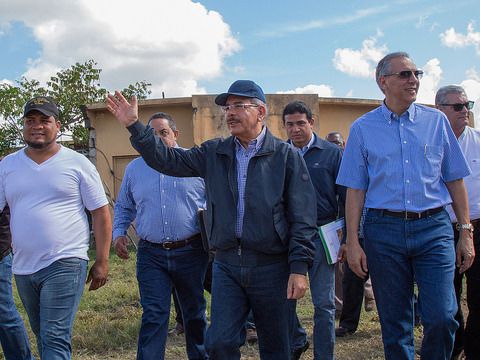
339;238;368;332
0;253;33;360
365;209;458;360
136;240;209;360
452;223;480;359
206;259;290;359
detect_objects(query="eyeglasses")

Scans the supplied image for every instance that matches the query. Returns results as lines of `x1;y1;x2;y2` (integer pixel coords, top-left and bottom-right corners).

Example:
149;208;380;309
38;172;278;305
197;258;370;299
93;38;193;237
440;101;475;112
383;70;424;80
221;103;259;112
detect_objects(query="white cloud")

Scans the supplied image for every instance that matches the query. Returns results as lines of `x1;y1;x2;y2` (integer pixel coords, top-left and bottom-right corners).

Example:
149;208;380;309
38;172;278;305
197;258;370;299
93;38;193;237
0;79;13;85
416;58;442;104
439;22;480;55
0;0;240;97
258;5;388;38
333;34;388;78
276;84;334;97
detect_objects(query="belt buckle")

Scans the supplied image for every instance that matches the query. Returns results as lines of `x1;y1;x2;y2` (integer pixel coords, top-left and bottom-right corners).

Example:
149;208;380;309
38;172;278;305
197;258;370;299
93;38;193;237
162;241;174;250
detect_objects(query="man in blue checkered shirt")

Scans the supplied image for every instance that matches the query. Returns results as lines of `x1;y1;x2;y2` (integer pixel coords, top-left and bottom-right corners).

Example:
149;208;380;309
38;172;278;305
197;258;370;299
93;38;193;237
107;80;317;360
337;52;475;359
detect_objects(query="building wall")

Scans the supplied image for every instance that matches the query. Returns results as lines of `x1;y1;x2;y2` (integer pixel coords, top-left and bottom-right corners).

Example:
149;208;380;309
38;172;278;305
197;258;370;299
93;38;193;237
87;95;381;202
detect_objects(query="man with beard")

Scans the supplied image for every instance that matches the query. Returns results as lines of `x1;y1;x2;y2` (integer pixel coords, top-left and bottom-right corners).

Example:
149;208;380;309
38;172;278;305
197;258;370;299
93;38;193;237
0;97;111;359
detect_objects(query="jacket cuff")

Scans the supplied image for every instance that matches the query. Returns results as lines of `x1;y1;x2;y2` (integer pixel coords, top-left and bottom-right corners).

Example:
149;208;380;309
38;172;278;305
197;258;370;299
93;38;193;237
290;261;308;275
127;121;146;137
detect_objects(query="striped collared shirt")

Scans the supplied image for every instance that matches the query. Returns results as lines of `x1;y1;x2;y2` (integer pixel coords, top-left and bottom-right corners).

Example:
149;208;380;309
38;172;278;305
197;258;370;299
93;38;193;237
234;126;267;238
337;102;470;211
113;156;206;243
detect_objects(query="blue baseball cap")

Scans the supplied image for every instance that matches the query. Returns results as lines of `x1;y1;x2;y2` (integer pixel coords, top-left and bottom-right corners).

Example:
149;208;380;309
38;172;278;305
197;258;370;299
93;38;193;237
215;80;266;106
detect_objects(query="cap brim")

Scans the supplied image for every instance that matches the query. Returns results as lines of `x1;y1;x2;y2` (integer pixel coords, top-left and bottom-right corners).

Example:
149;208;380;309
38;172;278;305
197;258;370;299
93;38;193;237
214;92;254;106
24;107;57;118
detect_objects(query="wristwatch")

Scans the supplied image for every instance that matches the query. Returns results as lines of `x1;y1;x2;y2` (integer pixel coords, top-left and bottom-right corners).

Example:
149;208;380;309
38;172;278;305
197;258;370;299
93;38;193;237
456;223;474;232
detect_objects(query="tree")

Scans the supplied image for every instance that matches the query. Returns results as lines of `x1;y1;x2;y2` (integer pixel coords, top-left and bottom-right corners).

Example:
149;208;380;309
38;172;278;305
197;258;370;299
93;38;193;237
0;60;151;155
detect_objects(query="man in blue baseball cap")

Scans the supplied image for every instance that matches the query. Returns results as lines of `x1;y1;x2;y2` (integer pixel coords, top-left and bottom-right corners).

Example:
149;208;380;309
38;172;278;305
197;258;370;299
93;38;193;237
107;80;317;359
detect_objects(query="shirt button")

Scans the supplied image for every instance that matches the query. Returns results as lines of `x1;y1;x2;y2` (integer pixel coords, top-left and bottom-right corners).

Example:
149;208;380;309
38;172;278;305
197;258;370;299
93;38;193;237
165;222;168;225
405;160;409;163
163;205;166;208
406;180;410;183
407;200;411;204
403;141;407;144
401;123;404;126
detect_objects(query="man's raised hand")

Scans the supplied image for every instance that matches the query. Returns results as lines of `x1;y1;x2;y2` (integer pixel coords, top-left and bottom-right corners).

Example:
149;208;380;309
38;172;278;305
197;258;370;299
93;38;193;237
106;91;139;127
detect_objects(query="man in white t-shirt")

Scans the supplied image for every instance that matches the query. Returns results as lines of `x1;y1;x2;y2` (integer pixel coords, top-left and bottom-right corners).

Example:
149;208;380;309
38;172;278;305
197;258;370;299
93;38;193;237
0;97;112;360
436;85;479;360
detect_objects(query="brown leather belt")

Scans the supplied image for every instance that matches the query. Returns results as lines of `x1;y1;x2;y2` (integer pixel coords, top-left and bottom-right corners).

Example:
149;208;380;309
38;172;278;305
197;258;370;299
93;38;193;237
141;233;202;250
374;206;444;220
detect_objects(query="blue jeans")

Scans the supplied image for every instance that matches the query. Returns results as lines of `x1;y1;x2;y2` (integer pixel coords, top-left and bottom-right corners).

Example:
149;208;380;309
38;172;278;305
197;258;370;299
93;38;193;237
15;257;87;360
364;209;458;360
136;240;209;360
289;237;335;359
0;253;32;360
206;259;290;360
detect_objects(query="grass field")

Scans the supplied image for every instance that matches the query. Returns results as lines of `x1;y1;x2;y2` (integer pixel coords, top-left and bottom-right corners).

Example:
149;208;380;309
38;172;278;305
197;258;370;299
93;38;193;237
2;248;444;359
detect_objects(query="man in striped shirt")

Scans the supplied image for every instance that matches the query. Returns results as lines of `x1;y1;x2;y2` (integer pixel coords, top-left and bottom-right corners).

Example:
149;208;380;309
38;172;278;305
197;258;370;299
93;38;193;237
337;52;474;359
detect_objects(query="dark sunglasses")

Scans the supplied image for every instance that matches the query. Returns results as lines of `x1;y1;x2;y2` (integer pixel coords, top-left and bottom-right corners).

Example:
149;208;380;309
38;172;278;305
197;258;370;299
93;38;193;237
440;101;475;112
384;70;424;80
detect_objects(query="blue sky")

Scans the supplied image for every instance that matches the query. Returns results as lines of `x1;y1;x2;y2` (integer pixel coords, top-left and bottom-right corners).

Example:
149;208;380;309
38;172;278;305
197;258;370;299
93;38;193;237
1;0;479;118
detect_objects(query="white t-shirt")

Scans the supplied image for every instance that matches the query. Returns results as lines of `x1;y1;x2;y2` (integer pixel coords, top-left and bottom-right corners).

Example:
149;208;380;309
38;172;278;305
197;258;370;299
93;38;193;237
0;146;108;275
447;126;480;222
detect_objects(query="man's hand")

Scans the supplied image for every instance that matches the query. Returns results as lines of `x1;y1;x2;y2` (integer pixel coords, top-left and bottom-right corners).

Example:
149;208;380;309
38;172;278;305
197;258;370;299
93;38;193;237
86;259;109;291
337;244;347;263
456;230;475;273
287;273;308;300
114;236;130;260
106;91;139;127
347;241;368;279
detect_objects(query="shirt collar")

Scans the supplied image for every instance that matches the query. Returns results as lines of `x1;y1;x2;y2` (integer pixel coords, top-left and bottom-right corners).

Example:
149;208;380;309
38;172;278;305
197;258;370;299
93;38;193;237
381;101;416;124
234;125;267;151
299;133;315;155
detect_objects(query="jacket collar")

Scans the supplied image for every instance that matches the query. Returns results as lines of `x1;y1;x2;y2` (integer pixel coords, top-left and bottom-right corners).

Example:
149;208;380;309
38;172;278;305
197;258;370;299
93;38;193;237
216;127;276;157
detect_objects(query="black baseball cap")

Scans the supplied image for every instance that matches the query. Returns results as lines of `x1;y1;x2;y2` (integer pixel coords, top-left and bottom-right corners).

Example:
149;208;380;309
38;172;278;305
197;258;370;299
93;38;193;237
215;80;266;106
23;96;59;118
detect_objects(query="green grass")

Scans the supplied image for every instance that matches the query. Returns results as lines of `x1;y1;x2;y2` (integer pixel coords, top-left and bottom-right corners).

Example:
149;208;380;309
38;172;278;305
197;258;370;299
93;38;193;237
2;248;439;359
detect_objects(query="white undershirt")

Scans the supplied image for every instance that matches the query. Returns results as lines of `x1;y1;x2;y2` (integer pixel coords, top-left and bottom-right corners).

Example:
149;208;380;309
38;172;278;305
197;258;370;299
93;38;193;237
0;146;108;275
447;126;480;222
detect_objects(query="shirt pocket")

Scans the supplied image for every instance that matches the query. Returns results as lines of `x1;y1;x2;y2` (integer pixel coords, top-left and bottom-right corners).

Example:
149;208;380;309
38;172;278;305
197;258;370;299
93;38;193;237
423;145;443;178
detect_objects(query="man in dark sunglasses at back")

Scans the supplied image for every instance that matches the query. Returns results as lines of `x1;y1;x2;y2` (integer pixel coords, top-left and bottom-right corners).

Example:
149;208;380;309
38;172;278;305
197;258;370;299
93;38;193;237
436;85;479;360
337;52;474;359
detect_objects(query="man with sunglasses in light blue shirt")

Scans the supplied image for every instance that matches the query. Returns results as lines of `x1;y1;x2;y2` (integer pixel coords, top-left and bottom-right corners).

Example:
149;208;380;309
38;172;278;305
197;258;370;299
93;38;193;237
337;52;475;360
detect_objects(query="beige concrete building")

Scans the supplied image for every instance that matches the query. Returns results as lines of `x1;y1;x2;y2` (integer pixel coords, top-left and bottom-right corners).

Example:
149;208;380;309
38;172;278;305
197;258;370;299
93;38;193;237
86;94;382;201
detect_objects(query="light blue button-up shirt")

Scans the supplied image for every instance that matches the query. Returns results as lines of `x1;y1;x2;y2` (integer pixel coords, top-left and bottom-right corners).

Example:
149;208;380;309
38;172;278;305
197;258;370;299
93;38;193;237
336;102;470;212
113;156;206;243
234;126;266;238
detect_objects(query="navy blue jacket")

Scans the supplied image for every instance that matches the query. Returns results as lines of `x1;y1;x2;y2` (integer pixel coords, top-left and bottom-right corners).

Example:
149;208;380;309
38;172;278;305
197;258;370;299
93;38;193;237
301;134;346;226
128;122;316;275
